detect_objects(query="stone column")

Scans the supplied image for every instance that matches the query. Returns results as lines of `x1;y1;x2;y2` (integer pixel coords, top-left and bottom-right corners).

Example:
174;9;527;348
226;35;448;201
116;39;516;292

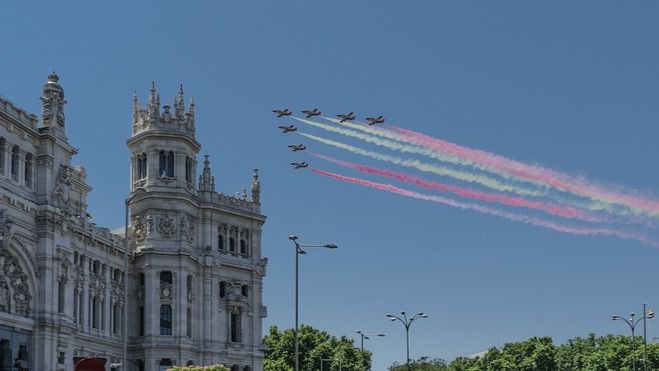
145;269;158;336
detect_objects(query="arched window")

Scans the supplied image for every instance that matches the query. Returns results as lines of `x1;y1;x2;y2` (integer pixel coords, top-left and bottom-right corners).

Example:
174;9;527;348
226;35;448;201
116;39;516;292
185;156;193;182
10;146;19;181
160;304;172;335
229;237;235;253
218;235;224;252
219;281;226;298
240;239;247;257
159;151;174;177
137;153;147;179
24;153;32;187
0;138;5;175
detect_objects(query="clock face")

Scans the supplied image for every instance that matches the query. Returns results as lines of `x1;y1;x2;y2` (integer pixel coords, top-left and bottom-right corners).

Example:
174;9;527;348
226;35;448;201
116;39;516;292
162;287;171;298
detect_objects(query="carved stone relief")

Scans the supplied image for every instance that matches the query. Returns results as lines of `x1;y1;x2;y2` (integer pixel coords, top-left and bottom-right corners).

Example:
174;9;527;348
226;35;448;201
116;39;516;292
0;250;31;316
157;215;176;238
52;166;72;215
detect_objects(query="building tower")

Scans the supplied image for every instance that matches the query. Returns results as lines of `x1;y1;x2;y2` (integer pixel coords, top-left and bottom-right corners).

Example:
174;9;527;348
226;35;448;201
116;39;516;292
127;83;267;371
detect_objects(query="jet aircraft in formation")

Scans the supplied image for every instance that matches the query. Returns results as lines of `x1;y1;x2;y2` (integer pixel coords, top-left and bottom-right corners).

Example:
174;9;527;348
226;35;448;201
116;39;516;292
336;112;356;123
366;115;385;125
272;108;292;117
301;108;321;118
288;144;306;152
278;125;297;133
290;162;309;169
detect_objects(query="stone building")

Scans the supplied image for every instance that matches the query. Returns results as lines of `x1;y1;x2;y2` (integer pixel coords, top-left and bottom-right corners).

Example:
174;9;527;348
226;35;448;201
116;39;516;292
0;74;268;370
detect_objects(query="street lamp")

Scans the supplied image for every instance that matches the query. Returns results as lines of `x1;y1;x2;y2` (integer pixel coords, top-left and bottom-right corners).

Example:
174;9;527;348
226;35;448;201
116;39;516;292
355;331;385;371
612;304;654;371
355;331;386;353
289;235;337;371
386;312;428;371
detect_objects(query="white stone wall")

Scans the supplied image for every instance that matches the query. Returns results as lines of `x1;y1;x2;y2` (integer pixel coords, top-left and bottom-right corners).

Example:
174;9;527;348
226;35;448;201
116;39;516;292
0;78;267;371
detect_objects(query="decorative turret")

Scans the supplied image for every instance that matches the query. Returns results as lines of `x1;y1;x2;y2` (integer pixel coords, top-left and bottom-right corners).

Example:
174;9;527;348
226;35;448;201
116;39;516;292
132;82;195;136
251;169;261;204
198;155;215;192
40;72;67;138
175;84;185;118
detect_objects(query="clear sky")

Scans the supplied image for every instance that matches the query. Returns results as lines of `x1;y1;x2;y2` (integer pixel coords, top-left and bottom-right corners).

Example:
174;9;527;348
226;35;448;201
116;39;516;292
3;1;659;370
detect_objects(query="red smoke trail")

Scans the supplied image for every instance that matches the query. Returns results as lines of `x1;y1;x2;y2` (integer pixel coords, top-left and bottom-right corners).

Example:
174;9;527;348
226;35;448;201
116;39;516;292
312;168;658;247
388;125;659;216
311;152;606;223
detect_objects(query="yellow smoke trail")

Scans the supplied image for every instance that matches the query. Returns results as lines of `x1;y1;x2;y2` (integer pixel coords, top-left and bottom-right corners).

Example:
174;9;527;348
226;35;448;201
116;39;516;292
298;132;546;197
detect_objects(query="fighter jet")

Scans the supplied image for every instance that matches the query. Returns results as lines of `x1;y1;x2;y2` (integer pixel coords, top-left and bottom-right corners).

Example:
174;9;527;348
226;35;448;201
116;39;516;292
288;144;306;152
272;108;292;117
290;162;309;169
366;115;385;125
301;108;321;118
278;125;297;133
336;112;356;123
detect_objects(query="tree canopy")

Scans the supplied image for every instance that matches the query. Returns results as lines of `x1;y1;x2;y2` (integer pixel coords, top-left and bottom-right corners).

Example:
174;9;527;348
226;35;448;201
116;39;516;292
390;334;659;371
263;325;371;371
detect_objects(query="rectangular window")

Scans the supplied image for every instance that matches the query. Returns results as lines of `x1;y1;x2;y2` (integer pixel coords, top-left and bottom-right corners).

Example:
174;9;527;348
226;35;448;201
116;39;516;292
11;146;19;181
24;154;32;187
73;289;78;321
113;303;121;334
58;280;65;313
230;310;241;342
160;304;172;335
185;157;192;183
187;307;192;337
139;306;145;336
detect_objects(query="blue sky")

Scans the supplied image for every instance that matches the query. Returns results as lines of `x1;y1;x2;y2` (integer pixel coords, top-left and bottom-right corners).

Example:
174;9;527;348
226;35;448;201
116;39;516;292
3;1;659;369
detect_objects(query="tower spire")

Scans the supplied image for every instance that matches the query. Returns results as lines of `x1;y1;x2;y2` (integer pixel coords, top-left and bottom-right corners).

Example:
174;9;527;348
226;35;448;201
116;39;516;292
175;84;185;118
132;91;140;123
147;81;159;122
199;155;215;192
251;169;261;204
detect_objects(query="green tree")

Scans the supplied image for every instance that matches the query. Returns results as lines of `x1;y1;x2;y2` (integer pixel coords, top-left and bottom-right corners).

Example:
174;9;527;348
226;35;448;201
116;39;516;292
169;366;229;371
388;356;449;370
444;333;659;371
263;325;371;371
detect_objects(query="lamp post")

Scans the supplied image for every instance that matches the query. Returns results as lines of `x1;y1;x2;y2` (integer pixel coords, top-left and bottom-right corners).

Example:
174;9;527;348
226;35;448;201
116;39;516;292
355;331;385;370
612;305;654;371
289;235;337;371
386;312;428;371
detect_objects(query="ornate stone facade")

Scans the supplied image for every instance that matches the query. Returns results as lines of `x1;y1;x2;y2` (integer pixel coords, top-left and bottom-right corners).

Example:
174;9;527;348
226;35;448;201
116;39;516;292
0;75;267;371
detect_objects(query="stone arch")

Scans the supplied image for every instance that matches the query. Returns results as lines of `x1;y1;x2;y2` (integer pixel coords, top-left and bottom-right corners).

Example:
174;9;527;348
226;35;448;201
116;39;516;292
0;246;35;317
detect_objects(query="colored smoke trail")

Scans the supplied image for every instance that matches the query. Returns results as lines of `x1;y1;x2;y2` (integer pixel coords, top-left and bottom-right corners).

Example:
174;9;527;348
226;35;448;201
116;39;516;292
310;152;607;223
312;168;658;247
323;116;636;215
297;132;546;197
388;125;659;217
293;117;469;169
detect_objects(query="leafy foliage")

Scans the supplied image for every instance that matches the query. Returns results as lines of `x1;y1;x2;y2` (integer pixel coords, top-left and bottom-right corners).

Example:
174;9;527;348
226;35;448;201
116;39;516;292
389;356;449;370
438;334;659;371
168;365;229;371
263;325;371;371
